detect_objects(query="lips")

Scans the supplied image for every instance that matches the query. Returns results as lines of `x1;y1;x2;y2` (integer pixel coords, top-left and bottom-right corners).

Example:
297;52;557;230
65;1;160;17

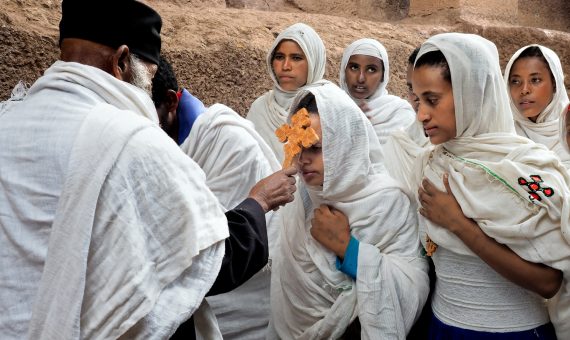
518;100;535;109
352;86;368;93
423;126;437;136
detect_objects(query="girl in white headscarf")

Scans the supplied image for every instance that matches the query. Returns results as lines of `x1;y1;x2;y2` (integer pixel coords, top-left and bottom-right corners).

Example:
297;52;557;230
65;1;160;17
339;38;416;144
505;44;570;168
247;23;327;163
268;81;429;339
386;33;570;339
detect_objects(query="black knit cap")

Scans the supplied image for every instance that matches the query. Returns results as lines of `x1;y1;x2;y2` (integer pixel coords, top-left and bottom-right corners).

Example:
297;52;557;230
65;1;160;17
59;0;162;65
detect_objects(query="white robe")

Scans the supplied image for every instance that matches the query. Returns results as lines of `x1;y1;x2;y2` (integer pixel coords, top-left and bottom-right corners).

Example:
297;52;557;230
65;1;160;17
504;44;570;168
385;33;570;338
247;23;327;163
269;82;429;339
0;61;228;339
180;104;281;340
339;38;416;145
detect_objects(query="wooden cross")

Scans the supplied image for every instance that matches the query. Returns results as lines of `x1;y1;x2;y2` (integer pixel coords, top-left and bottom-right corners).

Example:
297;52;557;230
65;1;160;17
275;108;320;168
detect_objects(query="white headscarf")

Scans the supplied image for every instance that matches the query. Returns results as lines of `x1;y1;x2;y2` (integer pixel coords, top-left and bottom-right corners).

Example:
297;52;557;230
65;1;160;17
247;23;327;162
271;82;427;339
386;33;570;339
504;44;570;167
339;38;415;144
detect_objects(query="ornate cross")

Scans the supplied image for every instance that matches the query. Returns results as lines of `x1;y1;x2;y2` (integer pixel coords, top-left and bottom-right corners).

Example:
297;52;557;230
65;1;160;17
275;108;320;168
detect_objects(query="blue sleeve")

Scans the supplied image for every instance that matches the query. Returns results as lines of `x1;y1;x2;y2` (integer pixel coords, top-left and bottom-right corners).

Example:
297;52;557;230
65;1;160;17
335;236;359;280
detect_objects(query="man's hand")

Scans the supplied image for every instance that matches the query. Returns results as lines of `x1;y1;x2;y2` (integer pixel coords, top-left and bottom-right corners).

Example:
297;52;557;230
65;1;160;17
248;166;297;213
310;205;350;259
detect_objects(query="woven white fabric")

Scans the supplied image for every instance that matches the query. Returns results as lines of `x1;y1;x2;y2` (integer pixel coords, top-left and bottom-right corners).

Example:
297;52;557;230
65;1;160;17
181;103;281;340
269;82;428;339
0;61;228;339
385;33;570;337
247;23;327;163
504;44;570;168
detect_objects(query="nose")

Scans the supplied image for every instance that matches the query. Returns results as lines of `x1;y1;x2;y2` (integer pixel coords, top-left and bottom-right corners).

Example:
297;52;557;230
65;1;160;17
417;104;430;123
297;148;309;165
283;57;292;71
520;81;531;95
357;70;365;83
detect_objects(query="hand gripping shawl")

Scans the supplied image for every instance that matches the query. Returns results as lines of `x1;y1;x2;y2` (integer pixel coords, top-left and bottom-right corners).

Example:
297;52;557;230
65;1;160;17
247;23;327;163
339;38;416;145
26;61;229;339
385;33;570;338
269;82;429;339
504;44;570;168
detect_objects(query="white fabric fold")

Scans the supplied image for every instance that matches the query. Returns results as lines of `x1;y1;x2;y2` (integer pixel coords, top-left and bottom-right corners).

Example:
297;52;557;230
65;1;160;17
504;44;570;168
269;82;428;339
339;38;416;145
180;103;281;339
247;23;327;163
385;33;570;338
17;61;228;339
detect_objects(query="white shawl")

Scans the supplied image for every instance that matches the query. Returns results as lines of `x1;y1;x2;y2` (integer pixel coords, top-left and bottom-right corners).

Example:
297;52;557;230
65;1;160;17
181;104;281;340
26;61;229;339
270;82;428;339
504;44;570;168
385;33;570;338
247;23;327;163
339;38;415;144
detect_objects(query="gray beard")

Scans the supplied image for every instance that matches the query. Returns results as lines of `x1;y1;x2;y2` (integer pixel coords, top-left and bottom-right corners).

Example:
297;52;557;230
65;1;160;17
129;54;152;96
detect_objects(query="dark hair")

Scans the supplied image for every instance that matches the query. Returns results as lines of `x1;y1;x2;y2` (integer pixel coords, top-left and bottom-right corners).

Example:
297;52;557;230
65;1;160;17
151;55;179;107
415;50;451;83
408;47;420;65
295;93;318;114
514;46;555;86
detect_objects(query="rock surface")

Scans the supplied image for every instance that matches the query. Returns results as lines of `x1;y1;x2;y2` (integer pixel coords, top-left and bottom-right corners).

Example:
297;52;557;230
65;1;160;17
0;0;568;115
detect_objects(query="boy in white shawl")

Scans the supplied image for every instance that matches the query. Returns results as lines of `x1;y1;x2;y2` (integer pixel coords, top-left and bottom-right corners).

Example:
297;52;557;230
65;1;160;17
339;38;416;145
247;23;327;163
152;57;284;339
386;32;570;339
504;45;570;168
269;82;429;339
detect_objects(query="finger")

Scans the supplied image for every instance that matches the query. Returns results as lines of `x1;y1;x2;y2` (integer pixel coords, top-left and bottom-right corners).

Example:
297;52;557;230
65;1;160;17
319;204;332;215
283;166;297;176
443;173;453;195
329;206;345;218
287;175;296;185
418;207;426;217
422;178;435;195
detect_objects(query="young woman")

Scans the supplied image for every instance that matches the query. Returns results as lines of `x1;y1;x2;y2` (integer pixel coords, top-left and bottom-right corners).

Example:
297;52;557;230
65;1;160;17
339;38;415;144
268;82;429;339
247;23;327;163
385;33;570;339
504;45;570;168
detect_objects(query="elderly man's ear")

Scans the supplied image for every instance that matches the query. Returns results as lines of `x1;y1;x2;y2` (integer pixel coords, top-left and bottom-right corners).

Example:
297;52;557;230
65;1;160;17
111;45;132;82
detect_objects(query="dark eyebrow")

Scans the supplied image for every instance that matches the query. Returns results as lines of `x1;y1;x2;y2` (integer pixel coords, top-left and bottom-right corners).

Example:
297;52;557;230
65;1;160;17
420;91;440;97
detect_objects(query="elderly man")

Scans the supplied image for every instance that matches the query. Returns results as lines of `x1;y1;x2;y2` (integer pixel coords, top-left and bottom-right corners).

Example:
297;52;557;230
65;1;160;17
0;1;296;339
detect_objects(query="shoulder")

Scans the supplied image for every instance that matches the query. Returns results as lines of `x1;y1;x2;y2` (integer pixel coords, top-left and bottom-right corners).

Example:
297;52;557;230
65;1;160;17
247;91;272;117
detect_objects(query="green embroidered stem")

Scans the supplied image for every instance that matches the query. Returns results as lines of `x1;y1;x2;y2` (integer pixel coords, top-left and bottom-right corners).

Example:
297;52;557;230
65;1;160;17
446;152;531;204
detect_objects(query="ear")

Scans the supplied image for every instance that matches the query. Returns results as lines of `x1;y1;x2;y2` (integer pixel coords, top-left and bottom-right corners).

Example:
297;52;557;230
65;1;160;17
165;89;179;113
111;45;131;81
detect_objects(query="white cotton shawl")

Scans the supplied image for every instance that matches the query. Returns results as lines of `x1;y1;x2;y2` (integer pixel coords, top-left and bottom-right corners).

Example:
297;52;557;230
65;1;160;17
384;33;570;338
504;44;570;168
181;103;281;339
26;61;229;339
339;38;415;144
269;82;428;339
247;23;327;163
